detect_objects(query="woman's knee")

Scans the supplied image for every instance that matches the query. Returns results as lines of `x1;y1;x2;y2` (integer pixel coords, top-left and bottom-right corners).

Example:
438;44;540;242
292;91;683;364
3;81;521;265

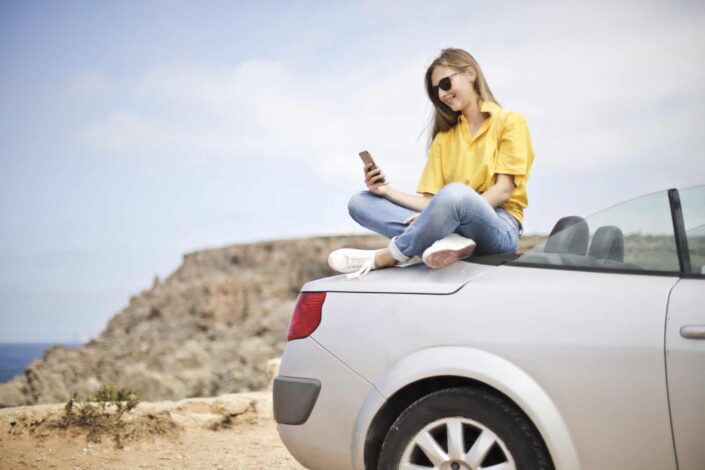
347;190;375;220
434;183;479;208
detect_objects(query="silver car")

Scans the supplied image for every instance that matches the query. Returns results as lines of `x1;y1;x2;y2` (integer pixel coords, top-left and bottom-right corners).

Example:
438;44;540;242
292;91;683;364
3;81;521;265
274;185;704;470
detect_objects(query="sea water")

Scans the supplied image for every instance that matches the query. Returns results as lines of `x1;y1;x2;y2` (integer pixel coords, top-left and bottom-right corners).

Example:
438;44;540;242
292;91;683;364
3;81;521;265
0;343;82;383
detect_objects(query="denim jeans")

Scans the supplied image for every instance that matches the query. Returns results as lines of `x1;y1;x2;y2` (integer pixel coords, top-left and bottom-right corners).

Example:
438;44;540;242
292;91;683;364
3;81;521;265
348;182;522;263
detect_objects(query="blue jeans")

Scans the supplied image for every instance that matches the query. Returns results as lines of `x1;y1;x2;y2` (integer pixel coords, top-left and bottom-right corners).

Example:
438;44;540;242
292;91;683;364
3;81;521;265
348;183;522;262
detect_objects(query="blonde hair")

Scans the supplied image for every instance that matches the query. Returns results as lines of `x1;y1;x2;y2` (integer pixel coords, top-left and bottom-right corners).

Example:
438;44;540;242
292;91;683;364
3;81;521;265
424;48;500;146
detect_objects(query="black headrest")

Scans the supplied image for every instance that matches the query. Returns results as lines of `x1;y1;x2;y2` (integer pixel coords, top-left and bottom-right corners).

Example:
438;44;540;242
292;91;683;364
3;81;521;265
545;216;589;255
588;226;624;262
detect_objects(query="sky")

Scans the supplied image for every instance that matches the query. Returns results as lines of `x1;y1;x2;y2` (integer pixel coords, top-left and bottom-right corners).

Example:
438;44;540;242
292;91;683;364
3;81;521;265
1;0;704;342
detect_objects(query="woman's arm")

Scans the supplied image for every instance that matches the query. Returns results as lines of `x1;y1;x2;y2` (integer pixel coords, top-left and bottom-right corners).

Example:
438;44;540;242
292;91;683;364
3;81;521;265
388;173;512;212
382;186;432;212
365;164;432;212
481;174;515;208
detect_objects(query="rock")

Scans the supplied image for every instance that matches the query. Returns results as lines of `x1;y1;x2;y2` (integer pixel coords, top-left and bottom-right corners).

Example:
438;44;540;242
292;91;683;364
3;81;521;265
0;377;26;408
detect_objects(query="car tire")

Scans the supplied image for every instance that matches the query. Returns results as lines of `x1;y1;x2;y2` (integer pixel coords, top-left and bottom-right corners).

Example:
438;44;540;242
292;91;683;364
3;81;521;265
378;387;553;470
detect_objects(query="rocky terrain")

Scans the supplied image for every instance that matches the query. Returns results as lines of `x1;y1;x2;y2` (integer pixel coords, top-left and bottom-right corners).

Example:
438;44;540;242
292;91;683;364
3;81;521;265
0;234;544;408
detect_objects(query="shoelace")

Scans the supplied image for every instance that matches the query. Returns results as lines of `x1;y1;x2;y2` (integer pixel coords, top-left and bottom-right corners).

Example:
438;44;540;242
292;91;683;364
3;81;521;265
346;258;375;280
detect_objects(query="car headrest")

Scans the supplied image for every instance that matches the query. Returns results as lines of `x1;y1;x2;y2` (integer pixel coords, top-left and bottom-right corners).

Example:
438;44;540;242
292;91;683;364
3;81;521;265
545;216;589;255
588;225;625;262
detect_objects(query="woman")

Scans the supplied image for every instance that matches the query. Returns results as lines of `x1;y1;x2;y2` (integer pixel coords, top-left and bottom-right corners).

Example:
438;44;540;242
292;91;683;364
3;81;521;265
329;48;534;279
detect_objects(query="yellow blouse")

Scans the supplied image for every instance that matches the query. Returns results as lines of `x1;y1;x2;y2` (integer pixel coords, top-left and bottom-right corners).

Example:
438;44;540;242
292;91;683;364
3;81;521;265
416;101;534;223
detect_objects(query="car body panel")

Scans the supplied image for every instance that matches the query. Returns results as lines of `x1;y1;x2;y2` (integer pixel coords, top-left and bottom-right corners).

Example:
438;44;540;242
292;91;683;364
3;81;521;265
276;337;383;470
665;278;705;470
310;263;679;470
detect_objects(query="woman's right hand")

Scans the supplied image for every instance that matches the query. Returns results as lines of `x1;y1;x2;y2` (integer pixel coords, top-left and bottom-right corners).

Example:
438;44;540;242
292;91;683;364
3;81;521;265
403;212;420;225
365;163;389;196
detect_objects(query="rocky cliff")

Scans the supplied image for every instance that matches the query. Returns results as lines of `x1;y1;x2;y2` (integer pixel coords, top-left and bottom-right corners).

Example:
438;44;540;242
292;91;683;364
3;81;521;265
0;234;543;408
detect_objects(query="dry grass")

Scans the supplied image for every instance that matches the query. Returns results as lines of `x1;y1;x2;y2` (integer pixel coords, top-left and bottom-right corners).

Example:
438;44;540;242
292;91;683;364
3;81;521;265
47;386;182;448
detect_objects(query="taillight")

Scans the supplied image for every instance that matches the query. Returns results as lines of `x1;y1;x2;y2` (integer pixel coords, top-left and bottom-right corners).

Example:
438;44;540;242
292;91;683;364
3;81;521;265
287;292;326;341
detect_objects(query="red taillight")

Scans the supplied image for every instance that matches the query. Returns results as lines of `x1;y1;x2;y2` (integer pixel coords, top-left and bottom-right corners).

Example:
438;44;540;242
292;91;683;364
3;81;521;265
287;292;326;341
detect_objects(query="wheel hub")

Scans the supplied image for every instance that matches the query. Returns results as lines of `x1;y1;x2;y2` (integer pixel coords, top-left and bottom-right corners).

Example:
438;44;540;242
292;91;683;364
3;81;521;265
442;461;468;470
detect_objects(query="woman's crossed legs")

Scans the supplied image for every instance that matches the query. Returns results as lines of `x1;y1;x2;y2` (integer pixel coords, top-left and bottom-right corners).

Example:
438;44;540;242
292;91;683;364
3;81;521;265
348;182;520;263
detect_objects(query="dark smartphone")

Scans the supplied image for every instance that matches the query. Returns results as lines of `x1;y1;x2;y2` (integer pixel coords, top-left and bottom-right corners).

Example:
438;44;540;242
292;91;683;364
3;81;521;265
358;150;386;184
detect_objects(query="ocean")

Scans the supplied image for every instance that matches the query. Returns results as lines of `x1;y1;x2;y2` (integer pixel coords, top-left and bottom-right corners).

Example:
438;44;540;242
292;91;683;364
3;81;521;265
0;343;82;383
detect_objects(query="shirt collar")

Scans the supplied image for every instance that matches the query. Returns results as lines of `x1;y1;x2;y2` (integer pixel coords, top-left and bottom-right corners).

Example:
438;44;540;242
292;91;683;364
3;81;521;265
457;101;501;125
480;100;500;114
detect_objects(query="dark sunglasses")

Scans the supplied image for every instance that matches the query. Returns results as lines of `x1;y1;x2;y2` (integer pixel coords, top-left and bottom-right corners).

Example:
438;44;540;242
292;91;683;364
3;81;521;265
432;72;459;96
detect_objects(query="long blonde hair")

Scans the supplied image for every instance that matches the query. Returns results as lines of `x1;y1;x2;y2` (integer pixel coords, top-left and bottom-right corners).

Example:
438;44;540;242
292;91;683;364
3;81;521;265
424;48;500;146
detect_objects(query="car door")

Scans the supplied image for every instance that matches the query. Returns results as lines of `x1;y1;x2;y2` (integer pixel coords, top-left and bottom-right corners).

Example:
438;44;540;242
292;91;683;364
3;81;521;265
666;279;705;470
664;185;705;470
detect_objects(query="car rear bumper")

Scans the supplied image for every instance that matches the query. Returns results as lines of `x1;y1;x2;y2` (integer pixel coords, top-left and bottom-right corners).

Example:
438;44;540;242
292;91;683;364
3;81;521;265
273;376;321;424
275;337;383;470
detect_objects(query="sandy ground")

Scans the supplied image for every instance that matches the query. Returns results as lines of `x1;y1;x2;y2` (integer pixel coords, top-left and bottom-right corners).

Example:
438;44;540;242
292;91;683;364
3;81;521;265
0;391;305;470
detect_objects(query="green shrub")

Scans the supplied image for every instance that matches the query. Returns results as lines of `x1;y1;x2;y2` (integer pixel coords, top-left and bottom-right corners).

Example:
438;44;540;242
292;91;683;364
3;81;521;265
59;385;140;447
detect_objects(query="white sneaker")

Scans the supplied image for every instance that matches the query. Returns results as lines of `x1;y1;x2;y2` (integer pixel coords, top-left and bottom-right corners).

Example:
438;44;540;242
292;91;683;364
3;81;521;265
328;249;378;280
422;234;477;269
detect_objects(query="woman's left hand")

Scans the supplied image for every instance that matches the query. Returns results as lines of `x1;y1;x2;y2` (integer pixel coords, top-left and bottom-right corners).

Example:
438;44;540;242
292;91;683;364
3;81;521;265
403;213;420;225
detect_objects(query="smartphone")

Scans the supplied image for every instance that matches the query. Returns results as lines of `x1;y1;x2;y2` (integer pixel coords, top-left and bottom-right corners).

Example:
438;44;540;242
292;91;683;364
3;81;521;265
359;150;387;184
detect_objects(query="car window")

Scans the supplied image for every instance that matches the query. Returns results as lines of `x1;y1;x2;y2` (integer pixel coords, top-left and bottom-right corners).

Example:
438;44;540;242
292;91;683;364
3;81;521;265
511;189;680;273
678;185;705;276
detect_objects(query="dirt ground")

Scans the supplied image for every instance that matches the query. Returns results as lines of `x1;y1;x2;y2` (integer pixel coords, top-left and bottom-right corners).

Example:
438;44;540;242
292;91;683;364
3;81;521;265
0;392;304;470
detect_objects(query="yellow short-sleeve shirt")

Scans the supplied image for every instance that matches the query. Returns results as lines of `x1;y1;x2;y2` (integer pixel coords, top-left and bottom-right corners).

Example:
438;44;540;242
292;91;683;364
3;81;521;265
416;101;534;224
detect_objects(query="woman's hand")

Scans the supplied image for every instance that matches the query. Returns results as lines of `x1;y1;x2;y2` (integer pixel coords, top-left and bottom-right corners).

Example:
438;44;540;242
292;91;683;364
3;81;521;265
365;163;389;196
403;213;420;225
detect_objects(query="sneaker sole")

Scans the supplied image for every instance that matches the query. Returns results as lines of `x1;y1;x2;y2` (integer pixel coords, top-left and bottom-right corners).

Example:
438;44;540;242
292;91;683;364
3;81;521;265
423;242;476;269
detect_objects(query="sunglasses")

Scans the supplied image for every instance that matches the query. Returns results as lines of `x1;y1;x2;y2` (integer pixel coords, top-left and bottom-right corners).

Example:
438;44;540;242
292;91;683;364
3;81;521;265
432;72;459;96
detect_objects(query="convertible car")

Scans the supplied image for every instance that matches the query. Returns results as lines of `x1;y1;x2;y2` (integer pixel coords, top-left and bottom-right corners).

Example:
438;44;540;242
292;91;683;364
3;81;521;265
274;185;704;470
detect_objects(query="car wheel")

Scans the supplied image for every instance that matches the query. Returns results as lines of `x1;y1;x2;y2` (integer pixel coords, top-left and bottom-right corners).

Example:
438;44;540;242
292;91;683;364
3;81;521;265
378;387;553;470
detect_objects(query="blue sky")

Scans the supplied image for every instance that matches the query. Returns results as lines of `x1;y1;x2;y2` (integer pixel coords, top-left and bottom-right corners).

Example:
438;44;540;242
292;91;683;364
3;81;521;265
2;1;704;342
